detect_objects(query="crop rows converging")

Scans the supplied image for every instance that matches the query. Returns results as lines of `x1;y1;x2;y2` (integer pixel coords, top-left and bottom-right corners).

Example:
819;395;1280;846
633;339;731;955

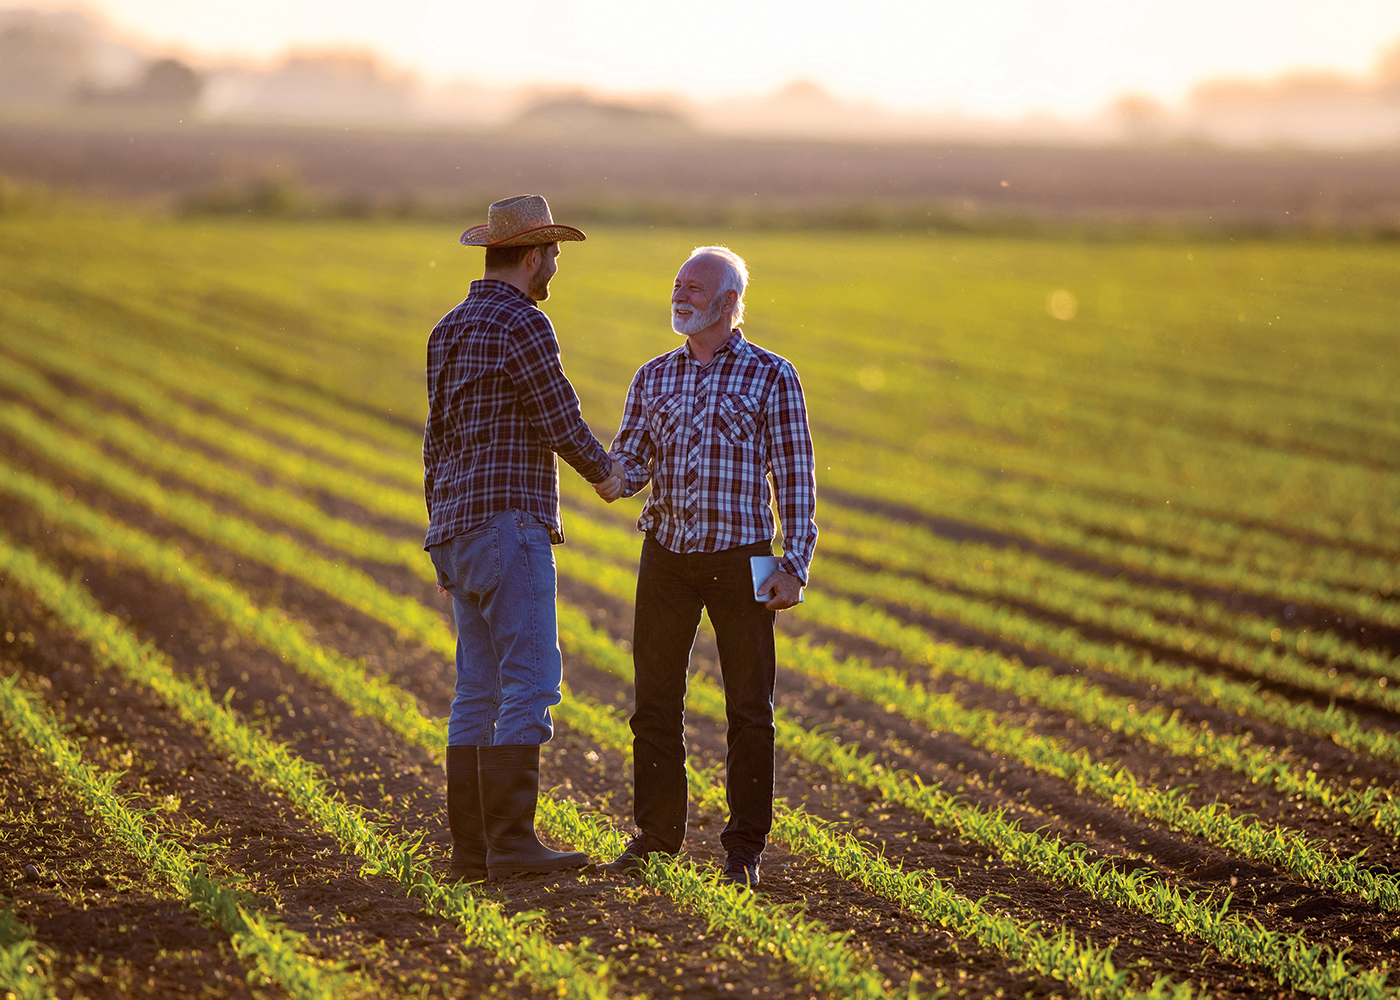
2;214;1399;1000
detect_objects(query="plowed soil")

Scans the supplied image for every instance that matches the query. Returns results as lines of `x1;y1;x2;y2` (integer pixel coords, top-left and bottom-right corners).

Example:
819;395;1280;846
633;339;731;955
3;381;1399;999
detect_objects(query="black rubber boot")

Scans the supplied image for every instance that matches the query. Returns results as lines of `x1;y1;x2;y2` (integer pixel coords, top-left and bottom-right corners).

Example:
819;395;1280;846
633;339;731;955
478;745;589;877
446;746;488;882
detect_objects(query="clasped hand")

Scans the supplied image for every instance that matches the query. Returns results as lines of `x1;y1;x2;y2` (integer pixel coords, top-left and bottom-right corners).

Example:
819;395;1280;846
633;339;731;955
593;459;626;503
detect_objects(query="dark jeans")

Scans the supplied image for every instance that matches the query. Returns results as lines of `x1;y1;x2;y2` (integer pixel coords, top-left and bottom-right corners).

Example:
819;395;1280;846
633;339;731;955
630;533;776;856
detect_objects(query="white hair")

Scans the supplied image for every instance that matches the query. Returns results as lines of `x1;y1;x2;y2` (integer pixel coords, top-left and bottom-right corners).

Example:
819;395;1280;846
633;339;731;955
688;245;749;327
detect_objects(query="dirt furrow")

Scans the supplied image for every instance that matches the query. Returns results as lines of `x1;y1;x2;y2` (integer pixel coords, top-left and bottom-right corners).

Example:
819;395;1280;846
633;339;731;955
0;720;261;1000
0;484;842;999
0;573;514;999
821;486;1400;656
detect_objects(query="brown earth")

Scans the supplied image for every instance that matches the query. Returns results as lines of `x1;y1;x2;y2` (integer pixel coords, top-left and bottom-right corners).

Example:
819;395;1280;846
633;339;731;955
6;366;1400;997
0;715;261;1000
0;421;1127;997
3;120;1400;229
820;484;1400;656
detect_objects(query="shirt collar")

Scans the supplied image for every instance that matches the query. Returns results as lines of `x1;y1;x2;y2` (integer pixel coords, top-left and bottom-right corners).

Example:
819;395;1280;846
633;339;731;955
670;328;748;365
469;278;536;306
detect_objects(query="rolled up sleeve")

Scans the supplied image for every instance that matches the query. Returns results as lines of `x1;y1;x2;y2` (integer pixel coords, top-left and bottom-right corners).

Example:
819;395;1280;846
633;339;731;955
765;363;818;584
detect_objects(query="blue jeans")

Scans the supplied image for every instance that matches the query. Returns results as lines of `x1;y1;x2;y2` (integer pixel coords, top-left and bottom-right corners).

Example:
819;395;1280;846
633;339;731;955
429;509;562;747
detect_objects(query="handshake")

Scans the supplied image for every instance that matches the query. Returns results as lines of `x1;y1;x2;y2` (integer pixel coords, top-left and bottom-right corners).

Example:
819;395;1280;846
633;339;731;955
593;458;626;503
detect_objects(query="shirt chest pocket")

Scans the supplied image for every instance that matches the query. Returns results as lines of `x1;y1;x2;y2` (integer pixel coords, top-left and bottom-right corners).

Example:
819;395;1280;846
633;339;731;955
716;392;762;445
646;392;687;441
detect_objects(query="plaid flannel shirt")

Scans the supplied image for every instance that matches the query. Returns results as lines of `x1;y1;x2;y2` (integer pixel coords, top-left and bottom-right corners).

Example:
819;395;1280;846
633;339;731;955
609;330;818;583
423;279;610;549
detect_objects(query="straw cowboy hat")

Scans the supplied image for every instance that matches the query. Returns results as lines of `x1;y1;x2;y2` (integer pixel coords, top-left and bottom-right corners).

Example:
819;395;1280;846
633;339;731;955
459;194;586;247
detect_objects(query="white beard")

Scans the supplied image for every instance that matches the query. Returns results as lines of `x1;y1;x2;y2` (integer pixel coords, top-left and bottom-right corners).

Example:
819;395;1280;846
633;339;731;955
671;296;727;336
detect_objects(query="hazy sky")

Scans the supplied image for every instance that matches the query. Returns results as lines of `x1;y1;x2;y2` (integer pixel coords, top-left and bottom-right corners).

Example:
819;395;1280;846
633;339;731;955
31;0;1400;116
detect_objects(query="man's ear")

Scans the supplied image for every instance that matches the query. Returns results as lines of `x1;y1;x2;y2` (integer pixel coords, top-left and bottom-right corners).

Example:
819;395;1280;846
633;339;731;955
526;245;544;271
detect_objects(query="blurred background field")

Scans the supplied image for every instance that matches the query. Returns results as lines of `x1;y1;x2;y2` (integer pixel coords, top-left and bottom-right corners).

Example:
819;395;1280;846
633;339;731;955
3;204;1396;574
4;4;1400;236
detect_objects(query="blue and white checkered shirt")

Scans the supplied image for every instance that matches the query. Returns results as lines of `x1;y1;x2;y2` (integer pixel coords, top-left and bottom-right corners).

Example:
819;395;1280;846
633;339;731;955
609;330;818;583
423;279;611;549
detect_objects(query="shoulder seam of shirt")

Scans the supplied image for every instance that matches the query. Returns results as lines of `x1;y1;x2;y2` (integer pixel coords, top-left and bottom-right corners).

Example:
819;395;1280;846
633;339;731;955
641;347;687;372
746;343;796;372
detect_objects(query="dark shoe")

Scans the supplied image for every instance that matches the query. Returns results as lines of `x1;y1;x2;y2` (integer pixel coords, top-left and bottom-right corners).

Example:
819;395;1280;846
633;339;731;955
445;746;487;882
599;834;670;878
719;848;760;889
478;745;589;878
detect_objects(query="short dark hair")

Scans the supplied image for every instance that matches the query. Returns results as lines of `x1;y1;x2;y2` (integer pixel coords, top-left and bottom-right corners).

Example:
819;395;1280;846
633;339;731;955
484;243;540;270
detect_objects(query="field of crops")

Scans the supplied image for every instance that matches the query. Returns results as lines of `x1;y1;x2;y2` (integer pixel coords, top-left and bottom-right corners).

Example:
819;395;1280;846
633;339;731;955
0;204;1398;1000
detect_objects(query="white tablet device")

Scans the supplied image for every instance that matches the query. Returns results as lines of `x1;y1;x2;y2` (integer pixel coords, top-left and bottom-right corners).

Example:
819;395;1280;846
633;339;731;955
750;555;803;603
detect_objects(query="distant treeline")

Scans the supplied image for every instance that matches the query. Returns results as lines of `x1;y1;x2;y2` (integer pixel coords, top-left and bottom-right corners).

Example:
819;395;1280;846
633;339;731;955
4;120;1400;240
171;174;1400;243
4;171;1399;243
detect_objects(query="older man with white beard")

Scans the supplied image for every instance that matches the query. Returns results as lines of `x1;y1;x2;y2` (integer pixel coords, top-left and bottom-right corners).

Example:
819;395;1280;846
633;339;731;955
598;246;817;888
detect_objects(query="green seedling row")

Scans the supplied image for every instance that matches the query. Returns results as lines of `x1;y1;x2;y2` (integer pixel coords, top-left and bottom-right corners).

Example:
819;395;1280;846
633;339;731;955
539;799;896;1000
552;557;1361;1000
794;589;1400;831
3;330;422;492
9;383;1389;812
0;348;425;521
0;905;58;1000
0;460;442;754
9;212;1389;575
563;597;1371;1000
857;434;1400;587
0;403;450;650
564;597;1392;1000
9;387;1398;910
778;725;1395;1000
12;322;1397;629
0;535;624;1000
0;455;1189;1000
20;331;1392;829
800;584;1400;768
0;343;426;525
0;463;914;1000
773;810;1194;1000
12;345;1393;745
0;674;366;1000
557;694;1185;1000
552;523;1400;841
515;651;1196;1000
21;313;1400;694
768;632;1400;908
0;362;426;573
820;504;1398;681
36;309;1400;577
551;534;1400;911
174;321;1400;581
7;387;1394;924
841;466;1400;628
824;551;1400;720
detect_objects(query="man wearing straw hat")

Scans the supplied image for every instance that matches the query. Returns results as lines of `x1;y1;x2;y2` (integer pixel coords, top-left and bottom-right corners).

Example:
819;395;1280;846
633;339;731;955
424;194;624;881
